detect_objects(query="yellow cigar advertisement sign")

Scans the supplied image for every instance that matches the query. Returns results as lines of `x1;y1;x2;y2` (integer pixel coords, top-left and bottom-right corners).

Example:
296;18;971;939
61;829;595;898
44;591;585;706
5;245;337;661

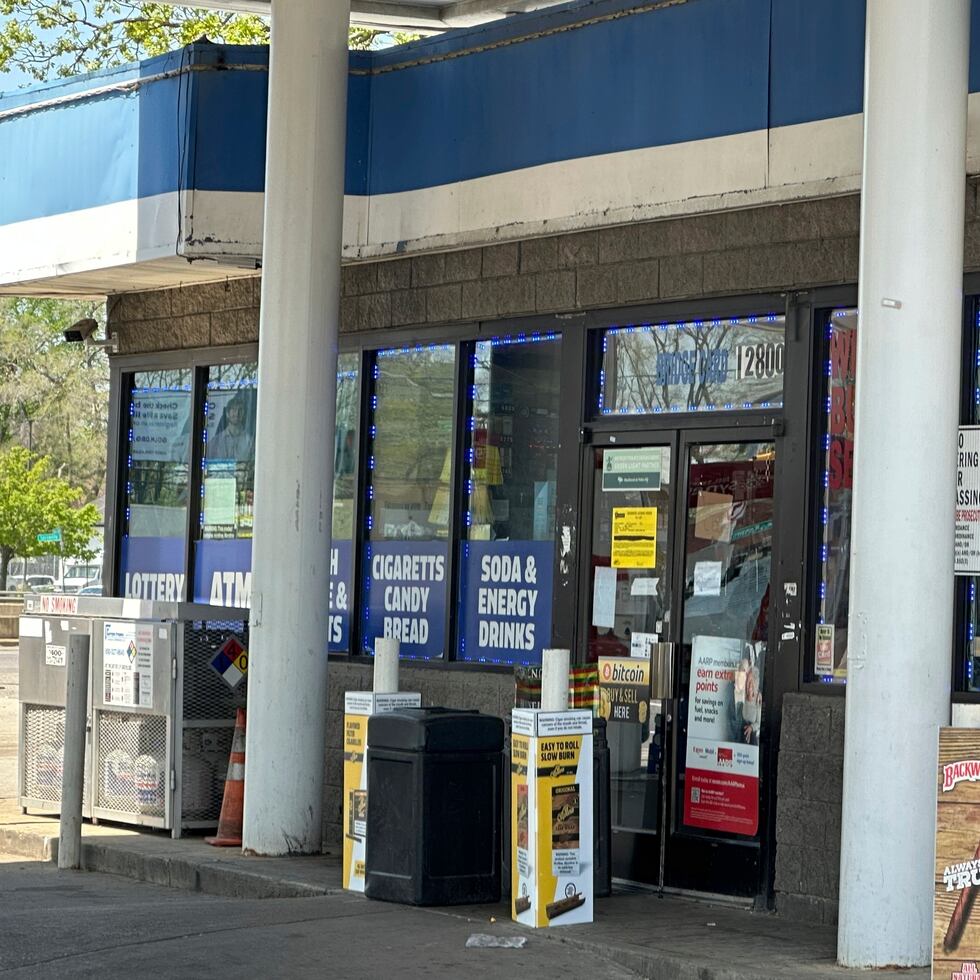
342;691;421;892
511;708;593;928
934;728;980;977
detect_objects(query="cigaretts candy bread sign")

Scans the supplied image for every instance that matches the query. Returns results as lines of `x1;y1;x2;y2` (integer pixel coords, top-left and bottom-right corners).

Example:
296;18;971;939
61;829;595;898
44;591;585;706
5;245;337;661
934;728;980;975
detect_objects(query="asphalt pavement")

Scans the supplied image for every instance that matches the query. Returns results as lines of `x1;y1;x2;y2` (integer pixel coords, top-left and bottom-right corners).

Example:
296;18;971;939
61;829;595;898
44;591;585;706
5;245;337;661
0;853;637;979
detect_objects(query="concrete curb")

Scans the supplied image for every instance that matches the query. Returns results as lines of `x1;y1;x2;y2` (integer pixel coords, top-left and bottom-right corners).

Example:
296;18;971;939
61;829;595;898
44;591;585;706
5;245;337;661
77;842;338;899
0;825;343;900
0;825;54;862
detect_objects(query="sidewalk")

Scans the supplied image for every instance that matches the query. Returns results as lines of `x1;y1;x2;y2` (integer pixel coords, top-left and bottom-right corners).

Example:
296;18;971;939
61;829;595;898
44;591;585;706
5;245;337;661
0;800;926;980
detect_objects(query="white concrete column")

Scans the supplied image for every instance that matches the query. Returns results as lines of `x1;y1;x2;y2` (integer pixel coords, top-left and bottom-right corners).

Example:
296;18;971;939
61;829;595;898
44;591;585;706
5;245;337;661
242;0;350;855
838;0;969;966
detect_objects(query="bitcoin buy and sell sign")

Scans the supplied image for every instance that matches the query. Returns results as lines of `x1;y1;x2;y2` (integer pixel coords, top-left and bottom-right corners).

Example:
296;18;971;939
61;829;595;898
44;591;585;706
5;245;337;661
342;691;421;892
511;708;593;929
598;657;651;724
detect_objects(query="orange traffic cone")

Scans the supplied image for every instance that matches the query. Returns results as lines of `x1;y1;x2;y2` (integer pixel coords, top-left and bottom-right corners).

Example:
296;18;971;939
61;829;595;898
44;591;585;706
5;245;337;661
206;707;246;847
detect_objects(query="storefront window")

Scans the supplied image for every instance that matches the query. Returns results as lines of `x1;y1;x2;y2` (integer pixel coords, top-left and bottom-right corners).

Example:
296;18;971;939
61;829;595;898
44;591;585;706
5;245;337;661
193;362;257;607
959;307;980;691
813;308;856;683
120;369;192;599
330;353;359;652
458;334;560;664
362;345;456;660
598;315;785;415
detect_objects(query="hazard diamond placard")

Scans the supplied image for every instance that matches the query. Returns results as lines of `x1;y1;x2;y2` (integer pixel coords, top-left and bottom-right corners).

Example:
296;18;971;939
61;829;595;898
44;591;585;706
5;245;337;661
210;635;248;689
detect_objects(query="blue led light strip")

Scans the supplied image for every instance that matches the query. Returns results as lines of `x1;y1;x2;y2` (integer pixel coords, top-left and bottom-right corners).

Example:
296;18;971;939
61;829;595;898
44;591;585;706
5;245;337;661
818;308;858;684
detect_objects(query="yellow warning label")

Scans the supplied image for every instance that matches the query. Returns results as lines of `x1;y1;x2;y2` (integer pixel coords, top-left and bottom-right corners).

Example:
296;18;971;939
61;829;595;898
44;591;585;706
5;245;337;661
611;506;657;569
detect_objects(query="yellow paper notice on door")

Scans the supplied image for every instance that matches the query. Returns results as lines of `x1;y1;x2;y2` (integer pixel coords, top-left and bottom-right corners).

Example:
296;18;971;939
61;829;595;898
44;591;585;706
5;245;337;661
611;507;657;568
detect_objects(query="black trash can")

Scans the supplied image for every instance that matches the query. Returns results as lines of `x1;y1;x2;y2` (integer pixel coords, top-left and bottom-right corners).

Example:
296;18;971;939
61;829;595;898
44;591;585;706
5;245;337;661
364;707;504;906
502;717;612;898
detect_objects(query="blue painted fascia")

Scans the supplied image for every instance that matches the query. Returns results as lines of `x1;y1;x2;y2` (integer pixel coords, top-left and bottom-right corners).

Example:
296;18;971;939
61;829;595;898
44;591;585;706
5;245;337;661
11;0;980;232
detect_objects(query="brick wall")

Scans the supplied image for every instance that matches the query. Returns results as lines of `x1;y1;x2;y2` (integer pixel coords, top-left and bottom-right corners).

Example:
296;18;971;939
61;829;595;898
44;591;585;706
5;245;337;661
774;693;845;924
339;196;861;332
321;662;514;848
110;277;260;353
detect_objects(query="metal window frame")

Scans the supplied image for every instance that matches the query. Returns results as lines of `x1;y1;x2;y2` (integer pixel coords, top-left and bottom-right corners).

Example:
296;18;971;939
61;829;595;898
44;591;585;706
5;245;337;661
106;284;859;689
107;344;259;602
952;282;980;701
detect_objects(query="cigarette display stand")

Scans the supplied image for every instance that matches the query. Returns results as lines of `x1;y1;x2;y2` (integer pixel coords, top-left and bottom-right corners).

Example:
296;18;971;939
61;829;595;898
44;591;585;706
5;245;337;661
363;707;504;906
511;708;594;928
342;691;421;892
502;716;610;899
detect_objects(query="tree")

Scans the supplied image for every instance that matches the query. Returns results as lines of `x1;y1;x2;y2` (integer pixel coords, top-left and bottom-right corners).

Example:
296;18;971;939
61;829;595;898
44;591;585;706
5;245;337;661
0;446;100;589
0;2;418;82
0;297;109;501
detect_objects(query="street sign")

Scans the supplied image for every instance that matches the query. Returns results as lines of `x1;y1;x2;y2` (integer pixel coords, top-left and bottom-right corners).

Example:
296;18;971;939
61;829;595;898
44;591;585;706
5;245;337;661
37;528;62;544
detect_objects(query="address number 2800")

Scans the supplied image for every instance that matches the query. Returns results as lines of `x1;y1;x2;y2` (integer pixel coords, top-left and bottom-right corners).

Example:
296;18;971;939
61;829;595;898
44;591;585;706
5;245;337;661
736;342;785;381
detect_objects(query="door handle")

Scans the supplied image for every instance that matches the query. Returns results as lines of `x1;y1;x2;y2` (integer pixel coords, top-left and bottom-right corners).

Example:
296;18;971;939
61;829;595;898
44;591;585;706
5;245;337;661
651;642;674;700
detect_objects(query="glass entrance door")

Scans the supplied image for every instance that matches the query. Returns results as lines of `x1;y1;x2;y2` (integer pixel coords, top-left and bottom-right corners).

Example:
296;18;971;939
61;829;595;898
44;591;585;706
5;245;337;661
586;443;673;884
666;437;775;896
584;432;776;897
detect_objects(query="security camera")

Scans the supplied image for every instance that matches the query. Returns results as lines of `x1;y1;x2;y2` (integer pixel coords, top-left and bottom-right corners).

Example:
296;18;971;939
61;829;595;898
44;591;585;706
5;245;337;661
63;318;118;351
63;318;98;343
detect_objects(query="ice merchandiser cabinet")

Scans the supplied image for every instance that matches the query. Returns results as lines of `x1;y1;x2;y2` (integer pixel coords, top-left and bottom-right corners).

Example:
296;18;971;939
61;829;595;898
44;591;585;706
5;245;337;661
18;596;248;836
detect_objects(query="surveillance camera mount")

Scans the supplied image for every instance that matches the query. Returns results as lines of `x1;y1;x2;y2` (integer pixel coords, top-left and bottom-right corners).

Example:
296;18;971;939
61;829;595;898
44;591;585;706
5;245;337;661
86;335;119;352
63;317;118;352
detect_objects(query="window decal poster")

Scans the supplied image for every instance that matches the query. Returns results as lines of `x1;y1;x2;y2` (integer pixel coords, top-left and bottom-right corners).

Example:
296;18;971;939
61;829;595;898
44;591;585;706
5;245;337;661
610;507;657;569
934;728;980;976
683;635;762;836
120;536;185;601
362;540;448;659
459;540;553;665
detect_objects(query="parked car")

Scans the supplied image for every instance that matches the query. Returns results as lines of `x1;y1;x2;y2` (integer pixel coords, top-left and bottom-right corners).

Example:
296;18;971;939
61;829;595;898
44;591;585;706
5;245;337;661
77;584;103;596
24;575;56;592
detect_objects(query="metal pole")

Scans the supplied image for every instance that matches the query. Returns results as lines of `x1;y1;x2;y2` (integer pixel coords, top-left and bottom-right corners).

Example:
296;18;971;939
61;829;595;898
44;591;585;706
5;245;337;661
59;633;89;870
837;0;969;966
242;0;349;855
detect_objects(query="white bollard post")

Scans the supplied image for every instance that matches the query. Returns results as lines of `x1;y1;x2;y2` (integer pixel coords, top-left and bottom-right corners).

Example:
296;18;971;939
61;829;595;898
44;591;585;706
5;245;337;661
59;633;89;870
541;648;570;711
373;638;400;694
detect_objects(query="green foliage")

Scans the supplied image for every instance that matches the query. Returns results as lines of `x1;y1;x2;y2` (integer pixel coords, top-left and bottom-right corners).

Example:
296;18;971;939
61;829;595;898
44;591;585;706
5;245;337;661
0;2;420;81
0;297;109;501
0;2;269;80
0;446;100;588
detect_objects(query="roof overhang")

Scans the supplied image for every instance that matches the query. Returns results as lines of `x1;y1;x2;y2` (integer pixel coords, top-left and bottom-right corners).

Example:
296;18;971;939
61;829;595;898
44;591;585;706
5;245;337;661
143;0;570;33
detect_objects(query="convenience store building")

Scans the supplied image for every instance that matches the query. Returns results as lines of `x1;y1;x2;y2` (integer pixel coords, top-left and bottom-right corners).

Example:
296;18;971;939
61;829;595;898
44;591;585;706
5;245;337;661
0;0;973;966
